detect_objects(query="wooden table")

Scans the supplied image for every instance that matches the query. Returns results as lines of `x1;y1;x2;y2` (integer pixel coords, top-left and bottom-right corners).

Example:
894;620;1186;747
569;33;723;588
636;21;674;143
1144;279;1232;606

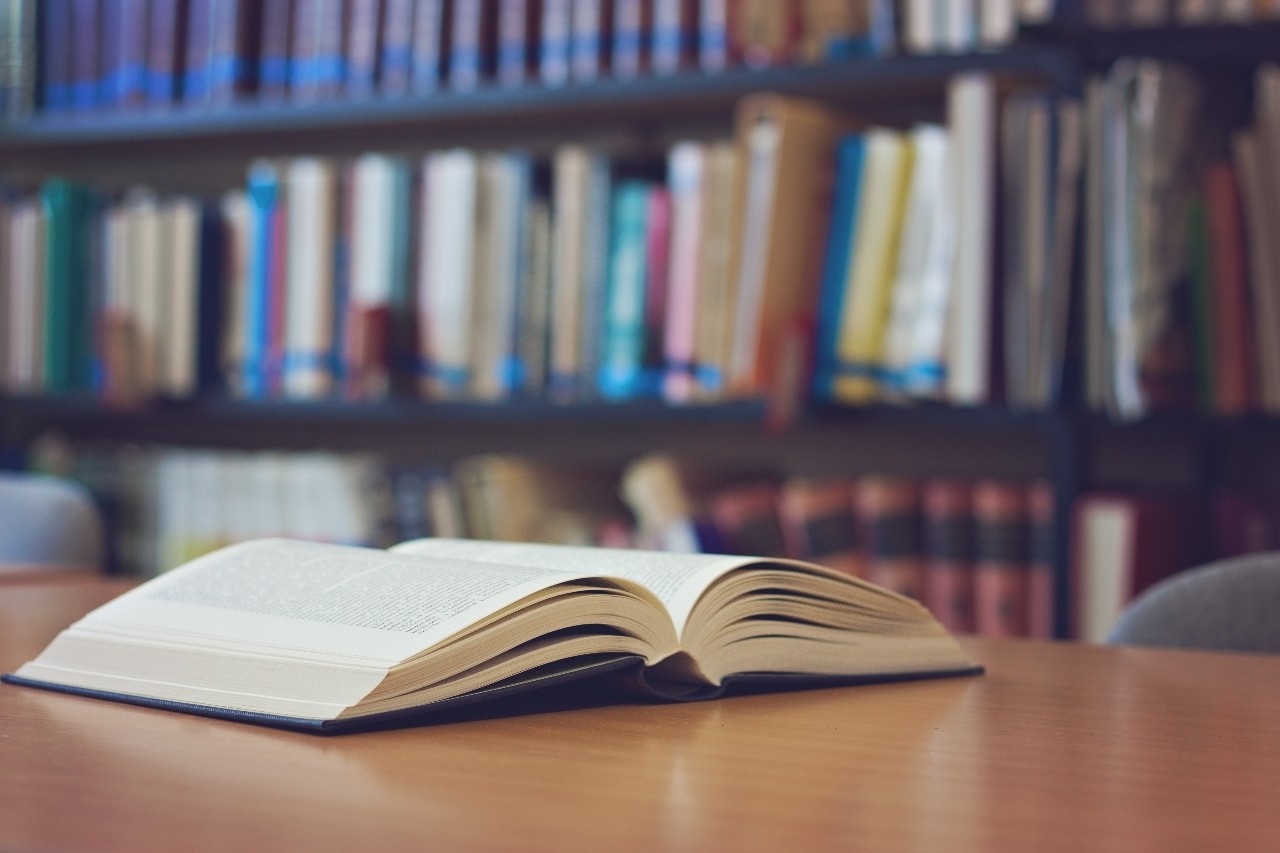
2;578;1279;851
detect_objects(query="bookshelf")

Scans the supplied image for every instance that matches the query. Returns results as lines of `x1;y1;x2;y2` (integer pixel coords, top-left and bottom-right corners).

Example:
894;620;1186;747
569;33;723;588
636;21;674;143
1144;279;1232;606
4;2;1280;642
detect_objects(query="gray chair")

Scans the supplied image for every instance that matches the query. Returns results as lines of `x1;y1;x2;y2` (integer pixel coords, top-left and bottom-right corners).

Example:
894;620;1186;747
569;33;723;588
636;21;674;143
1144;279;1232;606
1107;552;1280;654
0;472;106;572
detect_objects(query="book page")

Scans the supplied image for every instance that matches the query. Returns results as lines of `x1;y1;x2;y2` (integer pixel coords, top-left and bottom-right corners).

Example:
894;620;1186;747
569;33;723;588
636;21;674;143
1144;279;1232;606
76;539;629;664
391;538;761;636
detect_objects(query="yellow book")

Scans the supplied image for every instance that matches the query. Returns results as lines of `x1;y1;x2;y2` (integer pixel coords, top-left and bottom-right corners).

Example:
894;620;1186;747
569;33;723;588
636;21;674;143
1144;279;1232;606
832;129;914;403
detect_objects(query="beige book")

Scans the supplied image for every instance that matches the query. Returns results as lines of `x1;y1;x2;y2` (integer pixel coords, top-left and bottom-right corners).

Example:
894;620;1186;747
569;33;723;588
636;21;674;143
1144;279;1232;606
7;536;978;731
283;158;339;399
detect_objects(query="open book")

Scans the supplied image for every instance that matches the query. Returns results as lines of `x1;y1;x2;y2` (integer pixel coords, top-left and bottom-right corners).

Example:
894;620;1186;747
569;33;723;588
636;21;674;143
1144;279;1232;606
5;538;981;732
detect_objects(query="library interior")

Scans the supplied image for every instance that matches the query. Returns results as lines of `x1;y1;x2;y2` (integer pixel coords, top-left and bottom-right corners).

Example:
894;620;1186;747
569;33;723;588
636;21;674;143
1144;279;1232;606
2;1;1279;849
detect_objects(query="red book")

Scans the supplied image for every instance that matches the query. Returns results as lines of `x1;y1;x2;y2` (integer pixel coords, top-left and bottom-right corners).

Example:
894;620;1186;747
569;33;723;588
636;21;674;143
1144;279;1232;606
972;480;1029;638
1071;492;1206;643
711;482;787;558
1204;161;1256;416
856;475;924;601
779;478;863;578
1026;479;1055;640
641;186;672;395
921;479;975;634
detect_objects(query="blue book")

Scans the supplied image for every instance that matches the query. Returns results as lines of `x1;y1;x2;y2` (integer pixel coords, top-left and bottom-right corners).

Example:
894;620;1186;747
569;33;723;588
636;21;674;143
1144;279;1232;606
244;164;281;399
146;0;184;104
599;181;653;400
812;135;865;402
41;0;74;112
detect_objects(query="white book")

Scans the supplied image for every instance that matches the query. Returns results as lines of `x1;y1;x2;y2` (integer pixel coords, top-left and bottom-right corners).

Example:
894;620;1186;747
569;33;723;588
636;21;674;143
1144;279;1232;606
5;199;44;391
662;141;706;404
161;198;202;399
980;0;1018;47
726;119;781;392
421;149;480;398
350;154;410;399
944;73;997;406
903;0;937;53
283;158;338;400
943;0;978;51
883;124;954;399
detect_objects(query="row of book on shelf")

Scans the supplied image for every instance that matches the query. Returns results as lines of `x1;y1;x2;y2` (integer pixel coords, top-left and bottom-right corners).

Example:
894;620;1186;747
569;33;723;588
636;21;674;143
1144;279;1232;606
0;0;1054;121
29;440;1280;641
1080;0;1280;29
1;74;1084;413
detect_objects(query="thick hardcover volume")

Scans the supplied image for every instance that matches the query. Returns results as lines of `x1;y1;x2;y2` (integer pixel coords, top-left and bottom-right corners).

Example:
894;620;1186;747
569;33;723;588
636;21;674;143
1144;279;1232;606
41;0;74;112
857;476;925;601
345;0;383;96
5;537;980;732
102;0;150;108
599;181;653;400
734;0;799;67
40;181;94;394
1204;161;1255;416
972;480;1029;637
726;95;844;400
651;0;695;73
147;0;186;104
779;479;863;578
292;0;347;100
450;0;498;90
711;482;788;558
1026;480;1055;640
496;0;540;85
71;0;102;111
259;0;295;99
411;0;448;93
639;185;671;396
922;479;976;634
611;0;650;80
540;0;571;84
378;0;412;93
243;163;282;399
812;135;864;401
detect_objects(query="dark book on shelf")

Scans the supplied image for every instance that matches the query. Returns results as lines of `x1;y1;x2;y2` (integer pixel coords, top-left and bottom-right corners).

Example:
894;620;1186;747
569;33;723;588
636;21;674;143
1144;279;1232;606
40;0;74;113
146;0;187;104
4;537;981;732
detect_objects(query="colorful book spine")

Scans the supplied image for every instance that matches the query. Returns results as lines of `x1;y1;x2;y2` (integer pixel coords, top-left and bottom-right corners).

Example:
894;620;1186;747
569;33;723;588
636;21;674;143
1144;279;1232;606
662;141;704;403
540;0;572;85
346;0;383;97
245;163;281;399
380;0;415;93
611;0;649;79
1027;479;1055;640
208;0;256;104
711;482;787;557
922;479;976;634
183;0;212;104
812;134;865;402
259;0;295;99
292;0;346;100
651;0;694;74
640;185;671;396
411;0;448;93
857;475;925;601
496;0;538;85
779;478;863;578
570;0;610;81
450;0;497;90
41;180;93;393
698;0;736;72
599;181;652;400
973;480;1030;637
102;0;150;108
146;0;185;104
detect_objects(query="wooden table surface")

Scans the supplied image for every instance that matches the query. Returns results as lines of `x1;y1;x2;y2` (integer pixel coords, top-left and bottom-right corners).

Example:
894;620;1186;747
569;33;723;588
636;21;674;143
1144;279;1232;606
2;578;1279;852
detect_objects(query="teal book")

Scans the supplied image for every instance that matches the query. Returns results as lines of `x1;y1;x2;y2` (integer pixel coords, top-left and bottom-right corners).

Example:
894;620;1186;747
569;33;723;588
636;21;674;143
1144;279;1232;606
812;135;865;402
599;181;653;400
41;180;94;394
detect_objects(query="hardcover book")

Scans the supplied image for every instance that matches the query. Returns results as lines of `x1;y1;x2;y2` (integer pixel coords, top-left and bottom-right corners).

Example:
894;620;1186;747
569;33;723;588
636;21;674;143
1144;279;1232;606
5;537;980;732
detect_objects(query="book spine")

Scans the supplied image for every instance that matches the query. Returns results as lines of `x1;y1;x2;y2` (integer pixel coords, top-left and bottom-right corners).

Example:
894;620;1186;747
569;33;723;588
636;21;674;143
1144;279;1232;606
293;0;345;100
812;134;865;402
71;0;102;111
576;153;613;400
857;476;925;601
1026;479;1055;640
973;479;1030;637
346;0;384;97
735;0;799;68
450;0;497;91
570;0;610;82
599;181;652;400
711;482;787;557
698;0;737;72
778;478;863;578
922;479;976;634
1204;161;1255;416
610;0;648;80
380;0;414;93
102;0;150;109
183;0;211;105
245;163;280;399
41;0;75;113
639;184;671;397
146;0;185;104
496;0;538;86
540;0;572;85
41;180;93;393
651;0;694;74
208;0;257;104
259;0;295;100
411;0;447;93
516;197;552;395
662;141;703;404
196;202;226;394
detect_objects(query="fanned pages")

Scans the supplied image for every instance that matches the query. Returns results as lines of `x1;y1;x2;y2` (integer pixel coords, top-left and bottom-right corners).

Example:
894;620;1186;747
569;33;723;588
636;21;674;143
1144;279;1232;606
6;537;979;731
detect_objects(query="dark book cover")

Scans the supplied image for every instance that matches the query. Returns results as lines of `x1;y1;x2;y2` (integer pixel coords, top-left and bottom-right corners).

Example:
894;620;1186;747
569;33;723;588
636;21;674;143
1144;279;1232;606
346;0;384;97
208;0;260;103
922;479;976;635
41;0;75;112
778;478;863;578
857;475;925;602
196;202;227;393
184;0;212;103
147;0;187;104
973;480;1030;637
711;482;787;558
101;0;150;108
71;0;102;111
259;0;295;99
